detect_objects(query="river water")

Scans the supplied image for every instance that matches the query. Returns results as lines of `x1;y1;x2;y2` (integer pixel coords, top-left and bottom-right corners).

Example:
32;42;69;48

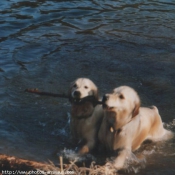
0;0;175;174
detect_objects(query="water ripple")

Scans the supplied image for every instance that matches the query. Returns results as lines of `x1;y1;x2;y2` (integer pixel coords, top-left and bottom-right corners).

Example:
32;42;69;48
0;0;175;172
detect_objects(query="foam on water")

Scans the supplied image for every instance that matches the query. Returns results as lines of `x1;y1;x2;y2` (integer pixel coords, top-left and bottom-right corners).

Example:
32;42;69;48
58;148;96;164
56;119;175;174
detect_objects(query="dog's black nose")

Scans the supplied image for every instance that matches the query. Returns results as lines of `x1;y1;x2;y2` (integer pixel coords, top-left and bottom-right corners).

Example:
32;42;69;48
73;91;81;98
102;94;109;102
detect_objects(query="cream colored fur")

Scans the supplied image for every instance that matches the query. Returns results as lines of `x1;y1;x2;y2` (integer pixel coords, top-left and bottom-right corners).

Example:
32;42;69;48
98;86;173;170
69;78;104;154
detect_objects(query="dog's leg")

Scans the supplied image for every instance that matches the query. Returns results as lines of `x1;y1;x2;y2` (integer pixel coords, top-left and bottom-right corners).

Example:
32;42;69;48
106;148;131;170
79;138;95;155
79;145;90;155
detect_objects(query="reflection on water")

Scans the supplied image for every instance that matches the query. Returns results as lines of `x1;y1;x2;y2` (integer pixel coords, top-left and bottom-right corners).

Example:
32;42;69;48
0;0;175;174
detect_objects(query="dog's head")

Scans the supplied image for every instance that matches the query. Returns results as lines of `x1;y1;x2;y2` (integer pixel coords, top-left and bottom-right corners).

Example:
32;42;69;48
69;78;99;118
102;86;140;132
69;78;98;101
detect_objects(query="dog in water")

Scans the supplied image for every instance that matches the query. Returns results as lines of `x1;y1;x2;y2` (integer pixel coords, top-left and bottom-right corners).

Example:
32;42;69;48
98;86;174;170
68;78;104;155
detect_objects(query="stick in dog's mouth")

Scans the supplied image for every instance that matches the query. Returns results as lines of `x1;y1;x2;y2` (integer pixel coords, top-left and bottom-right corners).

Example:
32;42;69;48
69;95;103;106
25;88;103;105
25;88;69;98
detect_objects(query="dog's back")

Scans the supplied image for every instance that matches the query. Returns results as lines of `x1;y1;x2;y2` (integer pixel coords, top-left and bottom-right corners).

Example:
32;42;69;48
139;106;174;142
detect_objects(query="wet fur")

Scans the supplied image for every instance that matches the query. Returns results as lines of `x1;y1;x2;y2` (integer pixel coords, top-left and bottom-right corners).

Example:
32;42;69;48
69;78;104;154
98;86;174;170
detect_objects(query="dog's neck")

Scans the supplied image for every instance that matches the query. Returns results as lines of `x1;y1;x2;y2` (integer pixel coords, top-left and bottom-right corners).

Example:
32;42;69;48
71;102;95;119
109;114;136;135
70;95;99;119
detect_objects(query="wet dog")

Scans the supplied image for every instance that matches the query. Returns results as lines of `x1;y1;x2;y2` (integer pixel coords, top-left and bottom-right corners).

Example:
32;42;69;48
98;86;174;170
69;78;104;155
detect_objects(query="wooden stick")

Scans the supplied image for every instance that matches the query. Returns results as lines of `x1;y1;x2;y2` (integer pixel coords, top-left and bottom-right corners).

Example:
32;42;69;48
25;88;69;98
25;88;103;105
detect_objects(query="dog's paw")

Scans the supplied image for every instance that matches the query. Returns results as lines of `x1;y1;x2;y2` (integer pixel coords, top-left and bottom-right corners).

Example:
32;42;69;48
79;145;89;155
105;162;114;168
105;162;118;174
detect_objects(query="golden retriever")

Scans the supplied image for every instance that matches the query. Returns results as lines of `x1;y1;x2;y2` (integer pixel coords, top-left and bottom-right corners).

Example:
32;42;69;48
68;78;104;155
98;86;173;170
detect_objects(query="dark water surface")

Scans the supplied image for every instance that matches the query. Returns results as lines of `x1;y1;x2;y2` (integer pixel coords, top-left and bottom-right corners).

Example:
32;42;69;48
0;0;175;174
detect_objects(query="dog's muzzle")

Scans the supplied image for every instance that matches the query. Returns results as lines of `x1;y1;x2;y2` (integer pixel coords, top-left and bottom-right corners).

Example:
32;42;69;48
70;91;82;103
102;95;115;110
73;90;81;98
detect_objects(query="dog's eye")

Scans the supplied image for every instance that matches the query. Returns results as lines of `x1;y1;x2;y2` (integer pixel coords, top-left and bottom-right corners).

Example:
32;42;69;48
119;94;124;99
73;84;77;88
84;86;88;89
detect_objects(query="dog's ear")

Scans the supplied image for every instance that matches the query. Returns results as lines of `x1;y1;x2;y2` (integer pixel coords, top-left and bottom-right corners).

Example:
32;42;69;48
93;88;99;100
90;81;99;100
132;95;140;118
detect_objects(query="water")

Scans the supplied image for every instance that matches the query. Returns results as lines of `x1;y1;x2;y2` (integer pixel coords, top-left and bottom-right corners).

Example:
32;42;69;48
0;0;175;174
